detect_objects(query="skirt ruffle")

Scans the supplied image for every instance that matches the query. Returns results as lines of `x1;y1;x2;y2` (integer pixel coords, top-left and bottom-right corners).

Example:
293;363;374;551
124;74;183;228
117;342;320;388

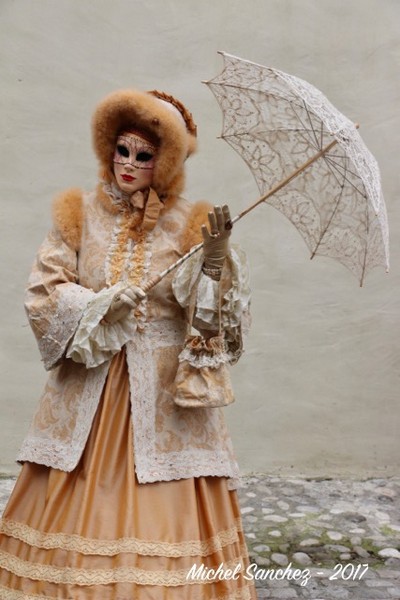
0;349;257;599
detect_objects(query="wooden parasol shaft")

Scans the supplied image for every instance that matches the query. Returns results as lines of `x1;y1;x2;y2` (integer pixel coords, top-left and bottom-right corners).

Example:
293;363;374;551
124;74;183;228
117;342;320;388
143;134;341;293
142;242;204;293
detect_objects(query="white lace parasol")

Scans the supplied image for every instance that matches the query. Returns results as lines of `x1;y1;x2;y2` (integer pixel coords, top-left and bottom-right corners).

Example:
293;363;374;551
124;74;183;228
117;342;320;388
142;52;389;293
203;51;389;286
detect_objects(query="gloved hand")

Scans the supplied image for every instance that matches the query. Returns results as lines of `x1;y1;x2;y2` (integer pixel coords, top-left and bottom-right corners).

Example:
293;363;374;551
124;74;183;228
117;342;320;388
201;205;231;276
103;286;145;325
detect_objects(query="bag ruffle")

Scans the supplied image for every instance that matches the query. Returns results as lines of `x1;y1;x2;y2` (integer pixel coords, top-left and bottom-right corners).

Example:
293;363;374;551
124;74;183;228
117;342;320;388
178;335;232;368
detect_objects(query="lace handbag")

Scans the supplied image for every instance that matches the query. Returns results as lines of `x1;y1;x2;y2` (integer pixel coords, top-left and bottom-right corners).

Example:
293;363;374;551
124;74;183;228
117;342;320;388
173;279;234;408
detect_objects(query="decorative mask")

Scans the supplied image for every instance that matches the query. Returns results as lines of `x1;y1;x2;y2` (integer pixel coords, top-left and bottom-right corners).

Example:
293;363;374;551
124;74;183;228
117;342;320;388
113;132;157;194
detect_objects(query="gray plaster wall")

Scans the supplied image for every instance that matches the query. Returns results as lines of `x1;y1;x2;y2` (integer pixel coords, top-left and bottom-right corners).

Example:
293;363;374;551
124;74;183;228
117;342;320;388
1;0;399;476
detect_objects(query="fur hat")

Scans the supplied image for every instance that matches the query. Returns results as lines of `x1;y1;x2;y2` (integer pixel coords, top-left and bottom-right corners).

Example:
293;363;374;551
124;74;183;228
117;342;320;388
92;89;197;201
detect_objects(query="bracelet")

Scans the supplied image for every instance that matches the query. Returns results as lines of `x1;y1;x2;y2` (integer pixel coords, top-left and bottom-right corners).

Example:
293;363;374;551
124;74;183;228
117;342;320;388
202;265;222;280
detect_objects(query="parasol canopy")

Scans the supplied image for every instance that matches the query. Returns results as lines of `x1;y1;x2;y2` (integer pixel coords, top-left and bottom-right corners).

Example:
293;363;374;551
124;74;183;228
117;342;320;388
202;51;389;287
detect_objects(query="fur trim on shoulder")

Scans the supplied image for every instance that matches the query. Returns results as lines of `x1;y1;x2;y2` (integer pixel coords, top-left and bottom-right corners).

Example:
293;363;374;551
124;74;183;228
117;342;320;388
52;188;83;251
180;200;213;254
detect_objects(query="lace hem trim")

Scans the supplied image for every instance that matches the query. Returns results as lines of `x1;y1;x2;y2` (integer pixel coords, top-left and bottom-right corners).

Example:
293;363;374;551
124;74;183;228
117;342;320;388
0;549;247;587
0;518;243;557
0;583;253;600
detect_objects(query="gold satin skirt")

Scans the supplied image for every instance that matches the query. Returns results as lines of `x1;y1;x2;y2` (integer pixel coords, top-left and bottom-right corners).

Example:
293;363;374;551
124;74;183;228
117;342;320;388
0;350;257;599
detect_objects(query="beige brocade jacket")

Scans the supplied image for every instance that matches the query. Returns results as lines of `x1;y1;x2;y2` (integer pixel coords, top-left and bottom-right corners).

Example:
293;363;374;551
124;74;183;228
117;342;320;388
18;185;251;490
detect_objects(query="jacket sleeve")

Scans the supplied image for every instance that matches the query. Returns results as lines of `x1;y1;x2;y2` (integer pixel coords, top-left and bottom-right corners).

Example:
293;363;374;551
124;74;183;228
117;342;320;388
24;227;96;371
172;243;251;364
172;200;251;363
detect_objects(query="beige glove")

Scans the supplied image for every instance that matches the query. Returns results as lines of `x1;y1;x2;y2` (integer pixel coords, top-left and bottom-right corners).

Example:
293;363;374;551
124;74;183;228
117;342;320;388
103;286;145;325
201;205;231;278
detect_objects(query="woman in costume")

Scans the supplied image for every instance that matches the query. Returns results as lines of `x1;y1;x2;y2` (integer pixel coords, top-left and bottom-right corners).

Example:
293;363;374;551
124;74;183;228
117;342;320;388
0;89;255;599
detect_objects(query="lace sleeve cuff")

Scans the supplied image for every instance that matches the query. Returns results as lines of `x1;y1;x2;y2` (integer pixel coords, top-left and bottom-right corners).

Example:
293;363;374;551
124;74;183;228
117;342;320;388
66;283;138;369
172;244;251;361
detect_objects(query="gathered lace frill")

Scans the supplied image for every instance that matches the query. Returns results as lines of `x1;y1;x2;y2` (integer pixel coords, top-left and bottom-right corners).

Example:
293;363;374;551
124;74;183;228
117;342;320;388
177;335;232;369
66;283;137;369
102;181;145;212
172;244;251;364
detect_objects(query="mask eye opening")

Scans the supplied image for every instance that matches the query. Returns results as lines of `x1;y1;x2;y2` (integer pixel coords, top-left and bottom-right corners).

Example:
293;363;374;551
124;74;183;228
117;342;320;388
136;151;154;163
116;144;130;158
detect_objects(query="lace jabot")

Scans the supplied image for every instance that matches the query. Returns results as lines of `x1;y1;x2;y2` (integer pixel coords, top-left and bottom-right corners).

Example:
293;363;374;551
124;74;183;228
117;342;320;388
102;182;164;233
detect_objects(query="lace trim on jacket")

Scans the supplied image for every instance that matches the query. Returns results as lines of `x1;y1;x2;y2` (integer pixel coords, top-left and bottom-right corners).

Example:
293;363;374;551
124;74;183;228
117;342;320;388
126;333;241;491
